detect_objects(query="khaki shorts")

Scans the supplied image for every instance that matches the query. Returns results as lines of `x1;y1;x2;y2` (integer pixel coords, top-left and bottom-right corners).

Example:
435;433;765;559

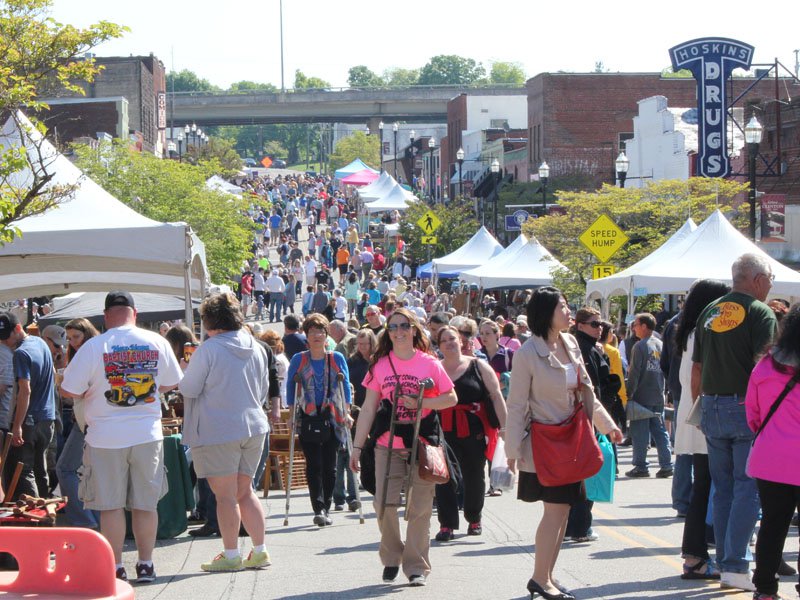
79;440;166;511
192;434;266;479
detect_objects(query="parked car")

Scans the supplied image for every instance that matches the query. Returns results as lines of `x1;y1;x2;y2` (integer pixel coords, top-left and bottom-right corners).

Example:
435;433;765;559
272;159;287;168
242;157;257;168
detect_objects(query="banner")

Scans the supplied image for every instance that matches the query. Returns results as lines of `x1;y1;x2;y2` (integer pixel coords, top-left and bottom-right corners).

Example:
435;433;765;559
760;193;786;242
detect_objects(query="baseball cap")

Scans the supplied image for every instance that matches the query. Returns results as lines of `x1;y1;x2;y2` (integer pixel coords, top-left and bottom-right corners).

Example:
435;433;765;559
516;315;528;325
42;325;67;348
0;312;20;341
104;290;135;310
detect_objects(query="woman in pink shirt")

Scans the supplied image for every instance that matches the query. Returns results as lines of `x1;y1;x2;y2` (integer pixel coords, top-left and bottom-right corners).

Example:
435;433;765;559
350;308;456;587
746;303;800;600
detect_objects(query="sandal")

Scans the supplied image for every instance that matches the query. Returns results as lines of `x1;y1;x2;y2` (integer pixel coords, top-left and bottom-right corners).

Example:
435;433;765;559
487;487;503;497
681;559;720;580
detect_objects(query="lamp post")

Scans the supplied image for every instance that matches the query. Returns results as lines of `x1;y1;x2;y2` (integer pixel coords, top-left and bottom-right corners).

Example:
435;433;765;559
615;151;630;188
392;122;399;179
191;122;197;148
378;121;384;172
538;161;549;212
409;130;415;186
491;158;500;235
456;147;464;198
184;124;190;150
197;128;203;148
167;141;176;160
428;137;436;203
745;115;763;241
177;131;184;162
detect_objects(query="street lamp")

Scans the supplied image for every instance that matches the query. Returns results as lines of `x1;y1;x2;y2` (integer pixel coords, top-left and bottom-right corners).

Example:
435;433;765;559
745;115;763;241
428;137;436;203
456;147;465;198
392;122;399;179
190;122;197;147
378;121;384;173
615;151;630;188
538;161;550;212
491;158;500;235
409;130;416;185
364;126;370;136
177;131;184;162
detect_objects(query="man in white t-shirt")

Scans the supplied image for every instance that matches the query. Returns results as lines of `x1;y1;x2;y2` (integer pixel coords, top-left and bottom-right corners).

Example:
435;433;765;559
304;255;318;287
61;291;182;585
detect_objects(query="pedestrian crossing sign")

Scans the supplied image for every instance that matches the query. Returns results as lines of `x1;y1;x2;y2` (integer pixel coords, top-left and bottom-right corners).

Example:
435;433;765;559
417;211;441;234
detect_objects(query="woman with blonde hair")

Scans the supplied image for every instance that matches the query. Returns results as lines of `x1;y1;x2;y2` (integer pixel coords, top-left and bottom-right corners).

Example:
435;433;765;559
350;308;456;586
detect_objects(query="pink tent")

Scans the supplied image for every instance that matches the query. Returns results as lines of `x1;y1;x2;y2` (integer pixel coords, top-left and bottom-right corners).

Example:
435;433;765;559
341;169;380;186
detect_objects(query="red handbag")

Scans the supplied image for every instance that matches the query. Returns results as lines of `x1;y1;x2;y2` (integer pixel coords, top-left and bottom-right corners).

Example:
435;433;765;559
530;404;603;486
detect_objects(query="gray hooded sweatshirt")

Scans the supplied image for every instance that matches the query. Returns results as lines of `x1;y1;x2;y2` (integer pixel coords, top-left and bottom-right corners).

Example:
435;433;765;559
179;329;269;447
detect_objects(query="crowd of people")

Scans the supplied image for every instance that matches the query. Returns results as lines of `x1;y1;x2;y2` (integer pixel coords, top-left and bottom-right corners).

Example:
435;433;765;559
0;167;798;600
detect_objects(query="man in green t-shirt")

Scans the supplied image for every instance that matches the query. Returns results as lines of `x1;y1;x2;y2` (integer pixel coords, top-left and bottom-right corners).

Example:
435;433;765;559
690;253;777;590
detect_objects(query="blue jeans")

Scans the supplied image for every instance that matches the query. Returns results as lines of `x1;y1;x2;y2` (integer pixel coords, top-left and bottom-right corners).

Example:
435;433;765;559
255;291;265;319
629;411;673;471
700;394;759;574
269;293;284;322
55;425;99;528
672;453;693;513
333;446;356;506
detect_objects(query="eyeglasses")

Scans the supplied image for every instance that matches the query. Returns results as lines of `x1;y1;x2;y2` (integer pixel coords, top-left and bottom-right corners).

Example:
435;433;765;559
582;320;602;328
366;311;380;317
759;272;776;282
387;322;412;332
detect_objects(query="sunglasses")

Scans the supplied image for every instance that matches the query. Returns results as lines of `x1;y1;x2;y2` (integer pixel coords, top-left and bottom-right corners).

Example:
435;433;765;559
387;322;412;332
582;320;602;328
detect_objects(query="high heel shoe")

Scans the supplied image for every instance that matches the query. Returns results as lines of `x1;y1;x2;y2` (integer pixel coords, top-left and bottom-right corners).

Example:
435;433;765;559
527;578;576;600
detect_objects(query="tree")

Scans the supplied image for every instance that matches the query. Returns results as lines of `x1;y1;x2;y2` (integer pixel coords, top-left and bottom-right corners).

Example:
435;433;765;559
294;69;330;90
167;69;220;93
328;131;379;172
382;67;419;87
398;197;479;265
73;141;255;283
521;178;749;305
418;55;486;86
0;0;126;243
489;61;526;85
228;80;277;93
185;136;243;172
347;65;383;89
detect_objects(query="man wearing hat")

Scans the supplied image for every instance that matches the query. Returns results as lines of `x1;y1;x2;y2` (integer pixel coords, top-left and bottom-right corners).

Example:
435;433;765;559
61;291;182;584
0;311;56;500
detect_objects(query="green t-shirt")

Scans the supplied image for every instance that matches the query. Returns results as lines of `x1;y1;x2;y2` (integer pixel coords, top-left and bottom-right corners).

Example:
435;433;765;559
692;291;777;395
258;257;270;271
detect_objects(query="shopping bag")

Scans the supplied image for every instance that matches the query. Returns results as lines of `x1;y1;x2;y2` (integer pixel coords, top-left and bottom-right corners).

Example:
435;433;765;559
585;433;615;503
489;437;515;492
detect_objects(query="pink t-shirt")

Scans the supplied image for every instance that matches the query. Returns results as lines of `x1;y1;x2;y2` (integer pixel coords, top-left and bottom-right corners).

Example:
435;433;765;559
363;349;454;448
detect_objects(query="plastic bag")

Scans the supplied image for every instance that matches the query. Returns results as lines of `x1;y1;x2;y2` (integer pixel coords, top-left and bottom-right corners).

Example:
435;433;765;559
585;434;616;502
489;437;515;492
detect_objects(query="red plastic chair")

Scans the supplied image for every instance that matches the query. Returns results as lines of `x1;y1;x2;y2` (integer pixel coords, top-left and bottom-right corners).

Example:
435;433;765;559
0;526;134;599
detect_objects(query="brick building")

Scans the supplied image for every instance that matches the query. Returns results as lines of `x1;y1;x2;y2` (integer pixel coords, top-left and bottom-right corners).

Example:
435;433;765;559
43;54;167;154
525;72;789;191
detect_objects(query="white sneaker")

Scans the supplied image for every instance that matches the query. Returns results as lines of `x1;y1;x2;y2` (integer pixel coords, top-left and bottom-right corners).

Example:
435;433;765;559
720;571;755;591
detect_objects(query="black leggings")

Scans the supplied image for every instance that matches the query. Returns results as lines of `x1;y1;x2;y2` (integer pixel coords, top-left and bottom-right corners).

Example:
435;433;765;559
753;478;800;595
436;433;486;529
300;435;339;515
682;453;713;559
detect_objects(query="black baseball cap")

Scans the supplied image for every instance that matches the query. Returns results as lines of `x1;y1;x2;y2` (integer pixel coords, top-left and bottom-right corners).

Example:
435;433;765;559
104;290;135;310
0;312;20;341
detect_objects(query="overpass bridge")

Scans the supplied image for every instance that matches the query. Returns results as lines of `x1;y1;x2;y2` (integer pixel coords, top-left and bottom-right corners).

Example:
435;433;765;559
169;86;527;127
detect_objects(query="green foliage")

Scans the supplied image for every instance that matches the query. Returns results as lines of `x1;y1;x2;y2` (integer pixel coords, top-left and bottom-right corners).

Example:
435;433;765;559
294;69;330;90
398;197;479;264
521;178;749;305
167;69;220;93
0;0;126;242
347;65;383;88
72;141;255;283
661;67;694;78
228;80;277;93
489;61;526;85
329;131;379;171
382;67;420;87
185;137;244;173
418;55;486;86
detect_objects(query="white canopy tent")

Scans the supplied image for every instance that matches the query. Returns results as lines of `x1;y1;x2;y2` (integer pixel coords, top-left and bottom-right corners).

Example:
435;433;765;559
364;184;416;213
586;210;800;303
432;226;503;275
0;112;209;323
461;235;567;289
358;171;396;199
205;175;243;195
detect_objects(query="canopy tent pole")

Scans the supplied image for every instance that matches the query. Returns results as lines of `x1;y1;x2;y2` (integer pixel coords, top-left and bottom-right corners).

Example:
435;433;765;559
184;228;194;330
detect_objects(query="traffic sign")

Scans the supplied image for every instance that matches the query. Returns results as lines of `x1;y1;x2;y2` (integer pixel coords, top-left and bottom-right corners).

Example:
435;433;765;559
579;214;629;263
505;209;531;231
592;264;617;279
421;236;437;245
417;211;441;234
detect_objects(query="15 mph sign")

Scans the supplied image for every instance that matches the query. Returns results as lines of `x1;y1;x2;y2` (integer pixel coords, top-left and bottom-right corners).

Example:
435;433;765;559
579;215;629;263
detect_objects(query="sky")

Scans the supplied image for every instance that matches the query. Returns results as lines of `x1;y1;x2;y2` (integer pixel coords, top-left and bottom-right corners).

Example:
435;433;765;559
49;0;800;90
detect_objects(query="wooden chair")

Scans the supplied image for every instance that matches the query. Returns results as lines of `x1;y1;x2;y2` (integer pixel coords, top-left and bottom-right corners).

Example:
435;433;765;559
263;409;307;498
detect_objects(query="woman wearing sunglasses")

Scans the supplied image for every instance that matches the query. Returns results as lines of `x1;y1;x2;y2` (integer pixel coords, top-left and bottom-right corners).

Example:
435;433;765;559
350;308;457;587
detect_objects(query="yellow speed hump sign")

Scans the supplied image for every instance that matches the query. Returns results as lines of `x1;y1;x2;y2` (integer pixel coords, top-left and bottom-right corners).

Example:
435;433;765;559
579;215;629;263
